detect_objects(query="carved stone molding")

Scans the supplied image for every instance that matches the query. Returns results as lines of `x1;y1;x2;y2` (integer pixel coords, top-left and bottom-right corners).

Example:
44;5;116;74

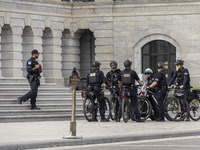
72;4;200;16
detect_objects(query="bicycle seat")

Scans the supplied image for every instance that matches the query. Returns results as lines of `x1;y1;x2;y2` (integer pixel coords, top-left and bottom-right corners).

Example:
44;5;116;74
192;89;200;94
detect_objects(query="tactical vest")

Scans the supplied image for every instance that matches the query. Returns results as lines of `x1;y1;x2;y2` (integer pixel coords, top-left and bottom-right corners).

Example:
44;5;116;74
177;69;185;85
155;71;167;89
88;70;100;84
121;70;134;85
110;70;120;84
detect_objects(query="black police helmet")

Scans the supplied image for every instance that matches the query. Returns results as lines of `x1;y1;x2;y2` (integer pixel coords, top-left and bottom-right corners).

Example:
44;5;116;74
156;62;164;69
124;59;132;67
174;59;184;65
92;61;101;67
110;61;118;69
31;49;40;55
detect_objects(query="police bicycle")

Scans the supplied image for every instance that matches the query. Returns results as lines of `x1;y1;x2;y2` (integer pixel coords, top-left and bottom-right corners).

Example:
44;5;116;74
121;85;151;123
82;87;111;122
109;85;121;121
137;85;153;121
186;88;200;121
164;86;190;121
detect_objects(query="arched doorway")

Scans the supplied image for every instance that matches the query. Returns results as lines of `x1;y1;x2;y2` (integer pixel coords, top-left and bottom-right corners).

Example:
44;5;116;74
1;24;13;77
142;40;176;80
79;29;95;78
42;27;53;83
22;26;34;77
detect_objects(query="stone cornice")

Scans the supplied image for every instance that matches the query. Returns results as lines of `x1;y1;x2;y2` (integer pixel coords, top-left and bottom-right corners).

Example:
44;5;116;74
72;2;200;17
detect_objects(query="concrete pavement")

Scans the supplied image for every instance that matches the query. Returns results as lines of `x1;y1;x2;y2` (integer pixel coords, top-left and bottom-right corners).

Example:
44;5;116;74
1;120;200;149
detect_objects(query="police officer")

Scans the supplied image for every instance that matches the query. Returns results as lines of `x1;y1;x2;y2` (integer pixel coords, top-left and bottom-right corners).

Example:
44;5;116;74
72;67;78;76
119;59;144;122
86;61;109;122
168;59;191;121
106;61;121;122
144;68;159;120
147;62;167;121
17;49;42;110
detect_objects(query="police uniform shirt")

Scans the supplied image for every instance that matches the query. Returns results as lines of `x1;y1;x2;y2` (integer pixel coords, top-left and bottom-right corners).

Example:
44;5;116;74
26;57;41;76
119;68;140;85
86;69;108;86
106;69;121;85
154;70;167;87
168;67;190;87
146;77;154;86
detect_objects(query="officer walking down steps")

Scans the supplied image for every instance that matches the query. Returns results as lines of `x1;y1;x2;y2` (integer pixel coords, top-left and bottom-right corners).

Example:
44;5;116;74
17;49;42;110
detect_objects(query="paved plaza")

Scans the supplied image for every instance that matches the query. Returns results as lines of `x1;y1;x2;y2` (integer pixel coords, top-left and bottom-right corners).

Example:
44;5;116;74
1;120;200;149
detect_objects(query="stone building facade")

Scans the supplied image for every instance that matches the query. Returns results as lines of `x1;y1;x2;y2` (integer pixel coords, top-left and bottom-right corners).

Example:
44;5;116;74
0;0;200;86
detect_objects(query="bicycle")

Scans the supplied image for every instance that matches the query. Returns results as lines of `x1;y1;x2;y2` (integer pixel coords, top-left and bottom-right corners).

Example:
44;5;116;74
121;85;150;122
164;87;190;121
137;85;152;121
109;85;121;121
82;87;111;122
121;86;135;123
187;88;200;121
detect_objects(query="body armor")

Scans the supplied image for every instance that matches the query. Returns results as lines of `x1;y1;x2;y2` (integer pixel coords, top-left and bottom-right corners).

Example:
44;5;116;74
88;70;100;84
121;70;134;85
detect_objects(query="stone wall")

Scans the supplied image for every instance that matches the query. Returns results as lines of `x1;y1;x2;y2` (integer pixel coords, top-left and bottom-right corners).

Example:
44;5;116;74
0;0;200;86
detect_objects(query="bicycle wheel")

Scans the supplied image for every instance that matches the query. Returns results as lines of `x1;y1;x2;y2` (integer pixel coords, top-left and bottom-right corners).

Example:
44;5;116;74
189;98;200;121
122;98;129;123
165;97;189;121
83;98;94;122
138;97;152;121
110;98;117;121
104;97;111;120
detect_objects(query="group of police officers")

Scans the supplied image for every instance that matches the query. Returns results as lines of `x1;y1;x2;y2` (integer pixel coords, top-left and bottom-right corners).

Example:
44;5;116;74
16;49;191;123
86;59;191;122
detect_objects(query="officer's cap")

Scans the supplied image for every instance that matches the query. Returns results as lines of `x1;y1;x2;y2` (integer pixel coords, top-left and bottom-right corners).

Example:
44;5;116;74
31;49;40;55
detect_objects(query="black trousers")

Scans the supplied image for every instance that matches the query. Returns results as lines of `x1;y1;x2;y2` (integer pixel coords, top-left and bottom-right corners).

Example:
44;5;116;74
110;87;121;120
91;86;106;119
21;80;39;108
148;93;159;119
130;89;141;120
155;89;167;120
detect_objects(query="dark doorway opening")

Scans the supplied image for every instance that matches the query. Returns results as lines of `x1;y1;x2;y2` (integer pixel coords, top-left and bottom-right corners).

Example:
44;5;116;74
142;40;176;81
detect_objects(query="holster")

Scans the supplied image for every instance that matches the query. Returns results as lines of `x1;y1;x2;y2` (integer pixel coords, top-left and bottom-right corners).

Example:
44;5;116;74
28;75;34;83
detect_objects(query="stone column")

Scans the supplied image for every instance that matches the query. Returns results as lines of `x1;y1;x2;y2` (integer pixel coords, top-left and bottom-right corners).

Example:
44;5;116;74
0;26;2;78
51;29;64;86
62;32;81;86
94;30;114;74
12;26;23;78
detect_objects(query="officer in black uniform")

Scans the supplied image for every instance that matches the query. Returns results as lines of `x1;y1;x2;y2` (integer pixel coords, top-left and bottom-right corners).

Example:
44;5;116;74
17;49;42;110
168;59;191;121
86;61;109;122
144;68;159;120
119;59;144;122
106;61;121;122
147;62;167;121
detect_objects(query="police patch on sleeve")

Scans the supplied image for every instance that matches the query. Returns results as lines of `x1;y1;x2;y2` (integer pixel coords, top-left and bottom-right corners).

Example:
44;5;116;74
28;61;32;65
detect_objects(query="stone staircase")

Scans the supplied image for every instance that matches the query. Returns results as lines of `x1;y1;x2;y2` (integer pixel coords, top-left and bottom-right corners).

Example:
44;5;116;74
0;82;85;122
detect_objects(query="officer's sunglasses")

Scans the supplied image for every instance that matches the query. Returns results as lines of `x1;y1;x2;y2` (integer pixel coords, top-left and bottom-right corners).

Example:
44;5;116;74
145;73;150;75
112;67;117;69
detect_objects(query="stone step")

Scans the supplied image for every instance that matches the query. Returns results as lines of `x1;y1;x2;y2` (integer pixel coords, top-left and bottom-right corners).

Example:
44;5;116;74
0;103;83;110
0;98;84;104
0;109;83;116
0;114;85;123
0;93;82;99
